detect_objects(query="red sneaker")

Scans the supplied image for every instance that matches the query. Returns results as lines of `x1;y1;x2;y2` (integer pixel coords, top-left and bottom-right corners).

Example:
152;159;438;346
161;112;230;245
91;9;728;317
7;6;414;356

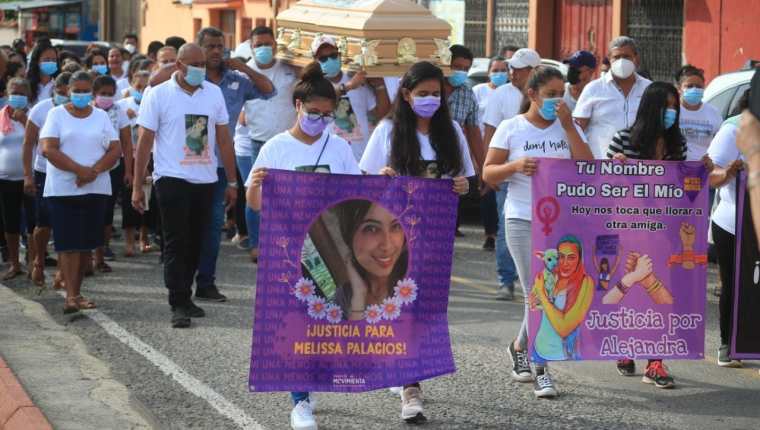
642;360;675;388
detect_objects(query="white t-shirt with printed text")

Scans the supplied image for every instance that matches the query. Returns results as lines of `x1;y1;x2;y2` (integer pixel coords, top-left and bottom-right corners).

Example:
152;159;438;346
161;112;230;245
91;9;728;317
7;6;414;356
330;73;377;162
137;75;229;184
679;102;723;161
359;119;476;178
489;114;588;221
40;106;119;196
245;131;360;186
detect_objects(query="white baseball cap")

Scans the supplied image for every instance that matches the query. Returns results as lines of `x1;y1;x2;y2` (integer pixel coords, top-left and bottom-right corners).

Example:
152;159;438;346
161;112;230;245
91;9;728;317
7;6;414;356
310;35;337;56
508;48;541;69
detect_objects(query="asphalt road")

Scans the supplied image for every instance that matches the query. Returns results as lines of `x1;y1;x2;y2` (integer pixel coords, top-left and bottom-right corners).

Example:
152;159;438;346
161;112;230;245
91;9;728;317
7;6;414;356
5;222;760;430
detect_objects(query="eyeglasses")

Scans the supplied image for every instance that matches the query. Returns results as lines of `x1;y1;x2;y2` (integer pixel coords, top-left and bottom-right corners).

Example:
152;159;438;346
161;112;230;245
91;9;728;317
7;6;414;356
303;110;336;123
317;53;339;63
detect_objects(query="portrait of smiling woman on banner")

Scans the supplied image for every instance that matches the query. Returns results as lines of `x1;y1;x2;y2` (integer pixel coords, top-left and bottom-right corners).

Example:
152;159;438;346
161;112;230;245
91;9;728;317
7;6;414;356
301;199;409;321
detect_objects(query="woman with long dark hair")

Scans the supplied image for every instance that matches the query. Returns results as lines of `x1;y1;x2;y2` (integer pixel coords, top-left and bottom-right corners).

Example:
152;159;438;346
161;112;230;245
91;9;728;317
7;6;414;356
359;60;473;424
607;81;691;387
246;61;360;430
84;50;109;76
483;66;593;399
26;39;59;105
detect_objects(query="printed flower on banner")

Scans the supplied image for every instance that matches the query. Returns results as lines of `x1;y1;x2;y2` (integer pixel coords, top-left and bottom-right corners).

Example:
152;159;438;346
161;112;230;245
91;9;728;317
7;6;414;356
325;304;342;324
293;278;316;302
276;237;290;249
405;215;421;227
307;296;327;319
365;305;383;324
404;181;419;196
394;278;418;305
381;297;402;321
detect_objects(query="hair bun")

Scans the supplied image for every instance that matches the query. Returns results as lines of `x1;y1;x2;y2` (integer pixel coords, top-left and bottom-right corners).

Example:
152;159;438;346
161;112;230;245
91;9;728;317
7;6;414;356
300;61;326;82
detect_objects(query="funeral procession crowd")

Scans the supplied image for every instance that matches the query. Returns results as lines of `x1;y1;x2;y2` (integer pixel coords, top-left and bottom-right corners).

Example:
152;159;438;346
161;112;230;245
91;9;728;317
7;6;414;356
2;3;760;430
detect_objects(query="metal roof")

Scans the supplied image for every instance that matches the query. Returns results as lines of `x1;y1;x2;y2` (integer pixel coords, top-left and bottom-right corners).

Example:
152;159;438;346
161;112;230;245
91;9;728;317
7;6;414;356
0;0;82;11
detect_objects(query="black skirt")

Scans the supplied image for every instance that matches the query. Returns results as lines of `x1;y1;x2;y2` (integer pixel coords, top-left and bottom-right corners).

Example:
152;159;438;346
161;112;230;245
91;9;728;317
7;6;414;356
48;194;109;252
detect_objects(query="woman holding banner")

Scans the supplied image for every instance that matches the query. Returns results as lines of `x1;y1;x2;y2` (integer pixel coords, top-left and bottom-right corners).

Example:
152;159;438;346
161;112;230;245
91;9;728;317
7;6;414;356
360;60;474;423
246;62;360;430
607;81;696;387
482;66;593;398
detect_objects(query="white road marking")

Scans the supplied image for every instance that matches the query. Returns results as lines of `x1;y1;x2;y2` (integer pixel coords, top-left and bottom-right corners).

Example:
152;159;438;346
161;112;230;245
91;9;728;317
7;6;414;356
57;292;265;430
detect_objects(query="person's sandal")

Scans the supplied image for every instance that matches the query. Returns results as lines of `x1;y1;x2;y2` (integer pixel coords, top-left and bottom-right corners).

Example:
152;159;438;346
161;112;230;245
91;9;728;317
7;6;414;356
31;264;45;287
74;295;96;310
141;243;155;253
63;296;79;314
52;272;65;290
96;262;112;273
1;266;23;281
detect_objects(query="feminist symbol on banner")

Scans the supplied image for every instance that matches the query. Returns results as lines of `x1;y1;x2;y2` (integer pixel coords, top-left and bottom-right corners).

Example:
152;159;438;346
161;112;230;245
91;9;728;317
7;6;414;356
536;196;560;236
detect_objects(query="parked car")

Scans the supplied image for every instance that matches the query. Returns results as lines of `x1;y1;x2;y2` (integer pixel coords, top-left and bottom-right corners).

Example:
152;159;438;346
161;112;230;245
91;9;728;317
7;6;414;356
467;57;568;87
704;69;754;119
51;39;115;58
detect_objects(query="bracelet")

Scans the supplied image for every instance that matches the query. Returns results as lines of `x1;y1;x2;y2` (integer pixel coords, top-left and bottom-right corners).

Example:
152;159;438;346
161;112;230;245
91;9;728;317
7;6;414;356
645;279;663;295
616;281;631;294
749;170;760;190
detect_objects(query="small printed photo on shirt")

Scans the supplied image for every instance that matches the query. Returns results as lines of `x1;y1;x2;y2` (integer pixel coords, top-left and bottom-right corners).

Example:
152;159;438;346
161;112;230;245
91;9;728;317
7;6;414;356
295;164;331;173
332;97;362;143
183;114;210;164
422;160;441;179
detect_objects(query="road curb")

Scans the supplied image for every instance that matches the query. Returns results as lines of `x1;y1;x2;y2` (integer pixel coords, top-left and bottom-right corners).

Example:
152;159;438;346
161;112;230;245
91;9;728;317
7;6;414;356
0;356;52;430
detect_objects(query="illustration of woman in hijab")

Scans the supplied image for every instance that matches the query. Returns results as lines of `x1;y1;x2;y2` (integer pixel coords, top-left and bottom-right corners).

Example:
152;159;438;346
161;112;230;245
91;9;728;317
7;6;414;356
531;235;595;360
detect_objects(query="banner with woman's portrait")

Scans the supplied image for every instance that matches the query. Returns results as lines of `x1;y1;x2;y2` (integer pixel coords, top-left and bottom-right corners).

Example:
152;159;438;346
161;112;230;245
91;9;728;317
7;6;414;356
249;170;458;392
529;159;709;361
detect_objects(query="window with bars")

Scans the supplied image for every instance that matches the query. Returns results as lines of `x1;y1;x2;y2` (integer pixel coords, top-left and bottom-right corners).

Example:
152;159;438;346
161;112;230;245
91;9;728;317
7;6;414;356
494;0;529;53
464;0;487;57
626;0;684;82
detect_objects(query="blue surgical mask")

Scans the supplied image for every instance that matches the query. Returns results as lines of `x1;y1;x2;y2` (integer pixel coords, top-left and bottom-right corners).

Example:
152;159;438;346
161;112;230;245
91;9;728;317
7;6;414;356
70;92;93;109
489;72;508;87
682;87;704;106
448;70;468;87
93;64;108;75
663;108;678;129
319;57;341;78
539;97;562;121
184;65;206;87
7;94;28;110
130;88;143;103
39;61;58;76
53;93;69;106
254;46;274;65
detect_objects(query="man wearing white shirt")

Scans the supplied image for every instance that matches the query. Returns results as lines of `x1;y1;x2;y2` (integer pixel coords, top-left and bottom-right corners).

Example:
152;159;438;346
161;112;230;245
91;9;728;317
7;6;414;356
573;36;652;159
133;43;238;328
240;26;298;261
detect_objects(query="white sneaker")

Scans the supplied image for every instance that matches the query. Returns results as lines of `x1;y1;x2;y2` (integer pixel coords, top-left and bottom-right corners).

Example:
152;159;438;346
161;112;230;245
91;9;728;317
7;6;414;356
290;400;317;430
389;386;403;395
401;386;427;423
533;368;558;398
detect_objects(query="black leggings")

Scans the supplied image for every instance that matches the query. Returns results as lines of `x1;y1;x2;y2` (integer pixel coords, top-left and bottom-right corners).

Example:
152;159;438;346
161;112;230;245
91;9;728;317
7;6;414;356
712;222;736;345
0;179;24;234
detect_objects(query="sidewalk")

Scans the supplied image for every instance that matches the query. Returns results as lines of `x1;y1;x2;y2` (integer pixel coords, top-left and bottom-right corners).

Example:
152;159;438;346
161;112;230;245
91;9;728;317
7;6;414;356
0;284;155;430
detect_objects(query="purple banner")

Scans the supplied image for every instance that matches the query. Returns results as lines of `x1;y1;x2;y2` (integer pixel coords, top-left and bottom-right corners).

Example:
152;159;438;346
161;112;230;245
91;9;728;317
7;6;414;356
249;170;458;392
529;159;708;361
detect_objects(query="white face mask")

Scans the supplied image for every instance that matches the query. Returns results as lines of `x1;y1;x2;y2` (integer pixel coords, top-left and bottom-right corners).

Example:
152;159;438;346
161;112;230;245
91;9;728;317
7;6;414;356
611;58;636;79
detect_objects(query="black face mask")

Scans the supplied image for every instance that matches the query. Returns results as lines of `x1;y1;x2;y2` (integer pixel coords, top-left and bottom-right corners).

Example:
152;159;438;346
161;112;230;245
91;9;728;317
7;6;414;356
567;66;581;85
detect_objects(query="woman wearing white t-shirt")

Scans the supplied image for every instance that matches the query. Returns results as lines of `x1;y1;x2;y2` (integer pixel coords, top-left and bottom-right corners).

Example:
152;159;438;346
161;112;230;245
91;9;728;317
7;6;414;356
707;90;749;369
0;78;32;280
483;66;593;398
39;71;121;314
246;62;360;430
472;56;508;138
359;60;473;425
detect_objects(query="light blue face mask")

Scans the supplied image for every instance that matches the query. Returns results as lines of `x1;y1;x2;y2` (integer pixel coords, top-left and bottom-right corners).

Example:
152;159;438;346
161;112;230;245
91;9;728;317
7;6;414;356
319;57;341;78
93;64;108;75
682;87;704;106
70;92;93;109
184;65;206;87
448;70;468;87
663;108;678;129
39;61;58;76
254;46;274;65
489;72;508;87
7;94;28;110
0;97;7;108
53;93;69;106
539;97;562;121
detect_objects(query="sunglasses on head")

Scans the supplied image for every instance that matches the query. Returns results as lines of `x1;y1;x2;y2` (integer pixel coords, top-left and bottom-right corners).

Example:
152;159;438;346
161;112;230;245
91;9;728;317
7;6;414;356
317;52;339;63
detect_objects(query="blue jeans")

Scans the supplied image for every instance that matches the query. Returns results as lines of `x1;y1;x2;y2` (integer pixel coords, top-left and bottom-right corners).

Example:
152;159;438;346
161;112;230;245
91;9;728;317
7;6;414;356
246;140;266;249
291;391;309;405
495;184;518;286
196;168;227;290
